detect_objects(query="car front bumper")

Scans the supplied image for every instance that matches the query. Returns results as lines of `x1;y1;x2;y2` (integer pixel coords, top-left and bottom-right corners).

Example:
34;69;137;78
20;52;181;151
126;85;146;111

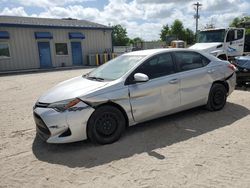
33;101;95;143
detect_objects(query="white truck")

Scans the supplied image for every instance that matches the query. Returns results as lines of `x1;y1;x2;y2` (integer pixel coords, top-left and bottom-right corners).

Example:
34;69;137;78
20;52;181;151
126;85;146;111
189;27;246;60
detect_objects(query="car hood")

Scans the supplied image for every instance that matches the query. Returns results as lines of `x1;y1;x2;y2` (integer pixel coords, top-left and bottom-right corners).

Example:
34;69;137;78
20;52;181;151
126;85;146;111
38;76;109;103
189;42;222;53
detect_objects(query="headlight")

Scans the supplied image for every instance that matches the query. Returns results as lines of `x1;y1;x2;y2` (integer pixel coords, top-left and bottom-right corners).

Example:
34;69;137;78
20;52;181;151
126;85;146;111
48;98;81;112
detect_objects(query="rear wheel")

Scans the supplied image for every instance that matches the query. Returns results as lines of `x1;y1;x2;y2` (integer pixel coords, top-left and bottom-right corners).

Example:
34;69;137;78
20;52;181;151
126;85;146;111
87;105;126;144
206;83;227;111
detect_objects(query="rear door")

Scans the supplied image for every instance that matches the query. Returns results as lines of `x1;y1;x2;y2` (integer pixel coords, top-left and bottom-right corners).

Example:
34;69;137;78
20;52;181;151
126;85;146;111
127;53;181;123
173;51;211;107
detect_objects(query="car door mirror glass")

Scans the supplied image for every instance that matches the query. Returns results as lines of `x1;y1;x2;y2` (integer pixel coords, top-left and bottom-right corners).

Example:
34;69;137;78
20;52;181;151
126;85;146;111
134;73;149;82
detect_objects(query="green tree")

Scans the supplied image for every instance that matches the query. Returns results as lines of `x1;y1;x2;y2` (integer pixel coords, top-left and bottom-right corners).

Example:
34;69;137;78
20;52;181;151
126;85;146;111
230;16;250;34
160;20;195;45
112;25;129;46
171;19;185;40
160;24;170;41
184;28;195;45
130;37;143;45
230;17;241;27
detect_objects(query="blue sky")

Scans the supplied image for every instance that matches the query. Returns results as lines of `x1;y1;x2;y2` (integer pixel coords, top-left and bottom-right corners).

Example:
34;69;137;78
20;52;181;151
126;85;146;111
0;0;250;40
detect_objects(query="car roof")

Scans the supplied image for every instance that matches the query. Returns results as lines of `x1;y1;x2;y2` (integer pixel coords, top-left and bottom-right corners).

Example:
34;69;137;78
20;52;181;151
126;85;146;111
124;48;200;56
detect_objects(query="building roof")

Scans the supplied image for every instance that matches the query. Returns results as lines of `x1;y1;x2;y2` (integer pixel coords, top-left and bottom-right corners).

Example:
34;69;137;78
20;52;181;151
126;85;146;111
0;16;112;30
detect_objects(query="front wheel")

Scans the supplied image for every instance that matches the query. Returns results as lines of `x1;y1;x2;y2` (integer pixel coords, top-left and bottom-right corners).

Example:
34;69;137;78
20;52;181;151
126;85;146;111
87;105;126;144
206;83;227;111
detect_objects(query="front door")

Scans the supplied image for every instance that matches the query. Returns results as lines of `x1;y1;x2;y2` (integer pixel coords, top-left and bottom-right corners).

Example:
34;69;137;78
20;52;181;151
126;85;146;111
38;42;52;68
128;53;180;123
71;42;83;65
225;28;245;57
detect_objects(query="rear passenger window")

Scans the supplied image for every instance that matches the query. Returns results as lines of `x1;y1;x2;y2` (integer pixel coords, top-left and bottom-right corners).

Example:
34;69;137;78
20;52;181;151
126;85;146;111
201;55;210;66
175;52;209;72
136;53;175;79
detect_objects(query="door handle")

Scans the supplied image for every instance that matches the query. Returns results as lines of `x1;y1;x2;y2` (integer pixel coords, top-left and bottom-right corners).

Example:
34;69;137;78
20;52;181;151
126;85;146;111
169;79;179;84
207;69;215;74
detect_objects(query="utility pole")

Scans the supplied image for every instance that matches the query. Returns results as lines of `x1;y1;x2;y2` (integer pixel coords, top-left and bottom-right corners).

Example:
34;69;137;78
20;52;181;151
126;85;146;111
194;2;202;41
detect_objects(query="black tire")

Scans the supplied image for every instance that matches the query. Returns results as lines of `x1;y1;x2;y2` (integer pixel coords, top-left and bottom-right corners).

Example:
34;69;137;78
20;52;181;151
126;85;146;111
206;83;227;111
87;105;126;145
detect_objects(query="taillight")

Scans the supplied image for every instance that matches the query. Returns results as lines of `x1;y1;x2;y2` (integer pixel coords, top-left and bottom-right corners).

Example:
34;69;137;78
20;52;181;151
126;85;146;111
228;64;236;71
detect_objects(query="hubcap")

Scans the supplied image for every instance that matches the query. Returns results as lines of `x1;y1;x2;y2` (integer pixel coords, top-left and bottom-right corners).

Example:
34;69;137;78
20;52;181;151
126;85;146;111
96;113;117;136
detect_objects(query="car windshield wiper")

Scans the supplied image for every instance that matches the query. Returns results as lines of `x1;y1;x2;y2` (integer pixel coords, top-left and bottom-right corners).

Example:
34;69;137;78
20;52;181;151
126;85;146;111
86;76;105;81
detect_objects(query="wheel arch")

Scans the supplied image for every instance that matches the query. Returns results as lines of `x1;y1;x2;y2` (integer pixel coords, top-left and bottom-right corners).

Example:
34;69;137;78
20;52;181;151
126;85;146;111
87;101;129;131
212;80;229;94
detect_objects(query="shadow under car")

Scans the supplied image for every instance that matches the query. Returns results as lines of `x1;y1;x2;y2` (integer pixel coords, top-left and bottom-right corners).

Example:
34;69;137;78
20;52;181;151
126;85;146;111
32;102;249;168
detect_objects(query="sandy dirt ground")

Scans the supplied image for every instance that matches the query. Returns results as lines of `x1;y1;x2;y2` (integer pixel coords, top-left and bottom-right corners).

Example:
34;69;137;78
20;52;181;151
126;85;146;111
0;69;250;188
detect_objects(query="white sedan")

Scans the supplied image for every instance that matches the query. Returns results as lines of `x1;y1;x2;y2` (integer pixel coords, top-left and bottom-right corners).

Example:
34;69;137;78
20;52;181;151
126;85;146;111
33;49;236;144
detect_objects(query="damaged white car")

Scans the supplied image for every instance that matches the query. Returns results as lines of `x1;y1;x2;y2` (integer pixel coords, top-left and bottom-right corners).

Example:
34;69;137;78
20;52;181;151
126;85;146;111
33;49;236;144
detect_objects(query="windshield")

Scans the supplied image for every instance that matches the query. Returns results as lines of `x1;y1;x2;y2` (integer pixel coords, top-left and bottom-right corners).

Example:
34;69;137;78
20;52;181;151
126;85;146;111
198;29;225;43
86;55;145;81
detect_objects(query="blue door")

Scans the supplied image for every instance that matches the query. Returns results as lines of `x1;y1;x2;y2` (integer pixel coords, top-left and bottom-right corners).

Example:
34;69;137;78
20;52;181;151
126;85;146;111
38;42;52;68
71;42;83;65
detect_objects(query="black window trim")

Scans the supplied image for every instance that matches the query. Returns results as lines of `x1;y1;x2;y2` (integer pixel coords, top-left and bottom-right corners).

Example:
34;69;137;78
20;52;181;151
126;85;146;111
125;52;177;85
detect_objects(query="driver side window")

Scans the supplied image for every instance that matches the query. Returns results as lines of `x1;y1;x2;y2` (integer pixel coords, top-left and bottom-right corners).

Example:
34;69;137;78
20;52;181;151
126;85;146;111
226;30;236;42
135;53;175;79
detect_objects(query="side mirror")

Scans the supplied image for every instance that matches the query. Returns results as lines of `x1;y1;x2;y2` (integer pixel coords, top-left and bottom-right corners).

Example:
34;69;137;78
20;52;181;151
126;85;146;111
134;73;149;82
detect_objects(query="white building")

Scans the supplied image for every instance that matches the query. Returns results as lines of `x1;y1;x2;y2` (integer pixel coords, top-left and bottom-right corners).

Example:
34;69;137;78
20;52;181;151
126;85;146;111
0;16;112;71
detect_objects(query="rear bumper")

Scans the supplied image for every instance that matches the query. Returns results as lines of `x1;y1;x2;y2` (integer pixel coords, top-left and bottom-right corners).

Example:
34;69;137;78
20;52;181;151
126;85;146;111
33;101;95;143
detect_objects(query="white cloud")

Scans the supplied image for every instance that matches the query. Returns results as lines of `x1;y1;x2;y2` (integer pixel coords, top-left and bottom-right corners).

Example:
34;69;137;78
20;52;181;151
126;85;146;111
136;0;190;4
103;0;143;21
1;0;250;41
141;3;175;20
125;21;162;40
0;7;28;16
7;0;96;8
199;12;244;29
38;5;100;21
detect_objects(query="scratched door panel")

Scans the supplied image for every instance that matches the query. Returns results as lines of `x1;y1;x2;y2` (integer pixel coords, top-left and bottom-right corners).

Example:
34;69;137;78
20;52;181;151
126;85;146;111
129;75;180;123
